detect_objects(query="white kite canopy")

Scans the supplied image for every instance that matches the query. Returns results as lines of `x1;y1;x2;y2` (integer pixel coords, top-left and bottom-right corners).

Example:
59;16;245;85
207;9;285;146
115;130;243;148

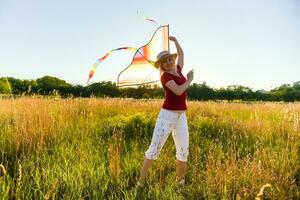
117;25;169;87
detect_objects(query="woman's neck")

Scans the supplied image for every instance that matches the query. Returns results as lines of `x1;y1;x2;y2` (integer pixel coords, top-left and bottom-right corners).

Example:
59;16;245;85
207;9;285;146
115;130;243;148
165;68;177;74
163;68;179;77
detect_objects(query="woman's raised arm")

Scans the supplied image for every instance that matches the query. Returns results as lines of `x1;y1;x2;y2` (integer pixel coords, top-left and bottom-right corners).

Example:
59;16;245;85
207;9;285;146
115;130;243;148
169;36;184;69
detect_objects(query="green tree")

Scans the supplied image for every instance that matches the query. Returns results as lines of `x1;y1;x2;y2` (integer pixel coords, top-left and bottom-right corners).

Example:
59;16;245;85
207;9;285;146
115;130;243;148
293;81;300;90
87;81;120;97
0;79;12;94
6;77;23;94
187;82;216;100
36;76;72;95
216;88;235;100
269;83;300;102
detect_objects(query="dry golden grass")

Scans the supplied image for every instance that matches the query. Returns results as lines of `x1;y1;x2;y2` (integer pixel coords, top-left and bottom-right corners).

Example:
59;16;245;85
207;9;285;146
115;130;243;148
0;97;299;199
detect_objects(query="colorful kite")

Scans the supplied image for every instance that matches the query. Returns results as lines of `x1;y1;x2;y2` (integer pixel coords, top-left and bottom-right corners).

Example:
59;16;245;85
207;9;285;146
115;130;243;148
117;25;169;86
87;25;169;87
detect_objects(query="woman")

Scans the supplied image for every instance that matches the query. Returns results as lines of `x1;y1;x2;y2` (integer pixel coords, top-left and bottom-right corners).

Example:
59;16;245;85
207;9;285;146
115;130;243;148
137;36;194;187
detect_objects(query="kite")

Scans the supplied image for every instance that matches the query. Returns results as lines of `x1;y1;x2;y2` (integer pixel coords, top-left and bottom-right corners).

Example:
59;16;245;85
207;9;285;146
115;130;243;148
136;11;158;25
87;25;169;87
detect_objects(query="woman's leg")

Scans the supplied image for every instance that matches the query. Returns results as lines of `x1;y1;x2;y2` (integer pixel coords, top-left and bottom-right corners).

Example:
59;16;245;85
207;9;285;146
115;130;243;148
172;112;189;183
176;160;187;182
138;158;154;184
138;109;175;184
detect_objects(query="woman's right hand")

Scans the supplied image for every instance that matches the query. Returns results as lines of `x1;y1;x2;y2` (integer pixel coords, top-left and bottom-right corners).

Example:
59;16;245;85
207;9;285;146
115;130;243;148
187;69;194;82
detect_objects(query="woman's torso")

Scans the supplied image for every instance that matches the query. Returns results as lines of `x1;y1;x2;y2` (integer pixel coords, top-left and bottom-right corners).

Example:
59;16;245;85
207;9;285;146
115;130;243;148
161;65;188;111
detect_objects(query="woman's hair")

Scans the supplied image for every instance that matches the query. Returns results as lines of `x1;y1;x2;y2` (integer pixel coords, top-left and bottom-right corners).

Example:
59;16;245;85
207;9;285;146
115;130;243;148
159;68;163;77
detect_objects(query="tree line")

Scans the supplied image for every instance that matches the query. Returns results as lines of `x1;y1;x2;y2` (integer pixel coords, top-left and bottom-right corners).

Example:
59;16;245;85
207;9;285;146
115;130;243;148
1;76;300;102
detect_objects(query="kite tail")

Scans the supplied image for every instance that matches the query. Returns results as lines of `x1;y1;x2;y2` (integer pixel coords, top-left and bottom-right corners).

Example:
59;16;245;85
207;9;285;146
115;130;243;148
87;47;137;84
136;11;158;25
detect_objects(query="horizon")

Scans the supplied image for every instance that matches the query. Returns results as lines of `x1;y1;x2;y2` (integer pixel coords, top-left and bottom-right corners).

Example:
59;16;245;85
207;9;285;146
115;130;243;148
1;0;300;91
3;74;299;92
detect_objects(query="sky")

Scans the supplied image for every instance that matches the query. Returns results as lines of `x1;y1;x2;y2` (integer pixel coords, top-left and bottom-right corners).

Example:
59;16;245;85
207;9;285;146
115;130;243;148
1;0;300;90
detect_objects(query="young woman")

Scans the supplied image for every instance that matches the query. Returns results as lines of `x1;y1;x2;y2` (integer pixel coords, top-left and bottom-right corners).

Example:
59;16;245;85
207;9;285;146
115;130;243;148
137;36;194;187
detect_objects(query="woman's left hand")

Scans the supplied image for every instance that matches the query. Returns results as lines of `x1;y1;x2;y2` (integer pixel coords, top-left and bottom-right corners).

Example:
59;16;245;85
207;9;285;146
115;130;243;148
169;36;177;42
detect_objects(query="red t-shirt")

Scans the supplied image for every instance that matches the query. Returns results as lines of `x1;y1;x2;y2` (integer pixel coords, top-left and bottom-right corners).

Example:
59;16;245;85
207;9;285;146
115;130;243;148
161;65;188;110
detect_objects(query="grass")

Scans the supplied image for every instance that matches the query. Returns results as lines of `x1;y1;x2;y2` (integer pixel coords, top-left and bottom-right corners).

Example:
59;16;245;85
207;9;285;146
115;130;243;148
0;97;300;199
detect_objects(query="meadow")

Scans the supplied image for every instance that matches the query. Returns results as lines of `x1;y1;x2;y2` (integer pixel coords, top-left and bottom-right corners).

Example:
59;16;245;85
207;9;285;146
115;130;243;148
0;97;299;199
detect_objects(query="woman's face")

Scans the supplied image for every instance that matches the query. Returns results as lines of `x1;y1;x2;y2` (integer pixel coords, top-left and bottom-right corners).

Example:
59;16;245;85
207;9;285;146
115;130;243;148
160;56;176;72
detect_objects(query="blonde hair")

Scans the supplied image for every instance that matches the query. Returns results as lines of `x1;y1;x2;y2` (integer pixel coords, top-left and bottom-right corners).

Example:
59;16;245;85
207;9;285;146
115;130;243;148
159;68;163;77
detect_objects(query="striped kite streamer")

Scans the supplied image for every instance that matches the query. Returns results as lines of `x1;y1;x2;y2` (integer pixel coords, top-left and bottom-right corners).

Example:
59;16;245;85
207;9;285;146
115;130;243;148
87;47;137;83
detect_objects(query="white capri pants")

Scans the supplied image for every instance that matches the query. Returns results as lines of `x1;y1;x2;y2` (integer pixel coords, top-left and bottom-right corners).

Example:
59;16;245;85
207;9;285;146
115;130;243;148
145;108;189;162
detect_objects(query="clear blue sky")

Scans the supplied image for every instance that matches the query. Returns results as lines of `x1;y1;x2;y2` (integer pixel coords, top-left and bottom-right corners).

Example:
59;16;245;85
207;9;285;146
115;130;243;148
1;0;299;90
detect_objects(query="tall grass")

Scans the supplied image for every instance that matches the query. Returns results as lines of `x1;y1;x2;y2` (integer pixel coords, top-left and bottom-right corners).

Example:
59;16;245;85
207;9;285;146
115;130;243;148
0;97;299;199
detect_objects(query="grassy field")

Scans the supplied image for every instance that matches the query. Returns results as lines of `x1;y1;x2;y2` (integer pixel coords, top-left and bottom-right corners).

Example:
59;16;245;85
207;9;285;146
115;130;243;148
0;97;299;199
